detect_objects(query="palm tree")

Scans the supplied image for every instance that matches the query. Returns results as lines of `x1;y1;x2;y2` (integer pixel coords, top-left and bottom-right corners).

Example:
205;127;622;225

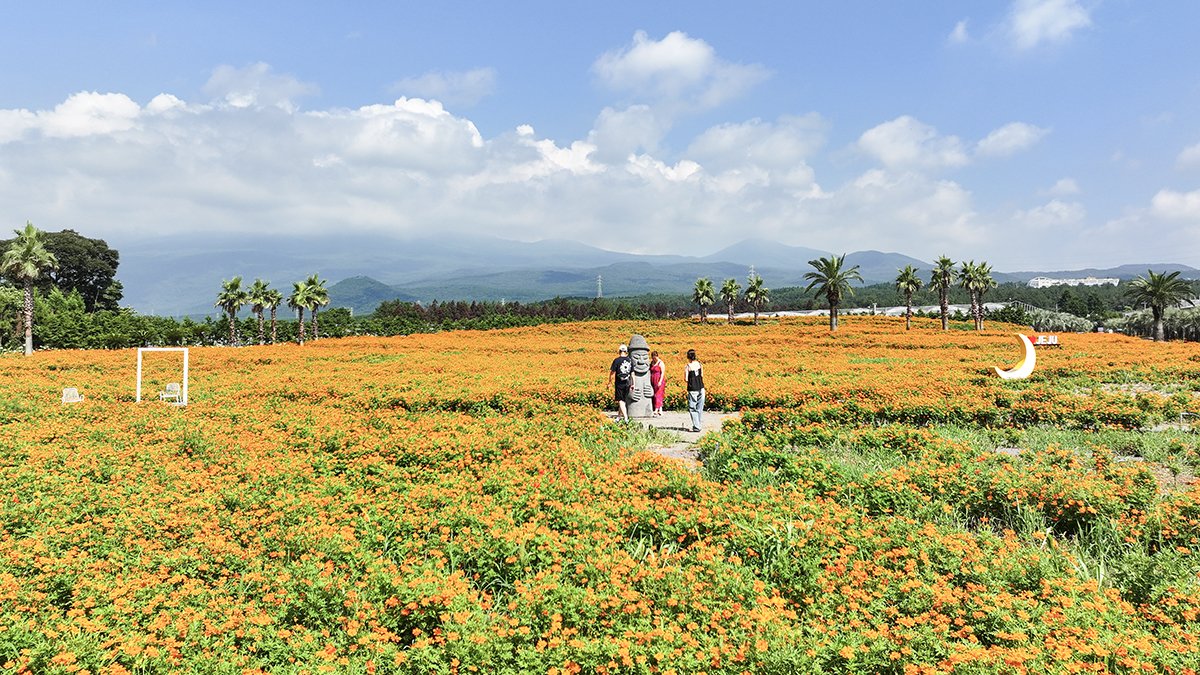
247;278;272;345
692;277;715;323
894;265;924;331
214;276;249;346
958;261;996;331
804;254;862;332
1;222;58;356
744;273;770;325
957;261;979;331
304;273;330;340
719;278;740;324
265;288;283;343
930;256;955;331
1126;270;1195;341
970;262;996;330
288;280;312;345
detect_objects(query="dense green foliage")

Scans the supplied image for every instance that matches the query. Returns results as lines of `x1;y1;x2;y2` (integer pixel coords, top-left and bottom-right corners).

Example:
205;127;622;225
0;229;121;311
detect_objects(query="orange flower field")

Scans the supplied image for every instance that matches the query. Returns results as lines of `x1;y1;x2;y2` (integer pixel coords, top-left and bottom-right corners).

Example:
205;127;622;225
2;316;1199;674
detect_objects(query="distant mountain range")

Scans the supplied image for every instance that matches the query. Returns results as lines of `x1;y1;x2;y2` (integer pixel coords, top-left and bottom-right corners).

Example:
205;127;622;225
111;233;1198;316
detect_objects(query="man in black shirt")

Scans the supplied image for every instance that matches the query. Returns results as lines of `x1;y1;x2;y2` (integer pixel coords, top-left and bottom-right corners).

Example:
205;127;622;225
607;344;632;421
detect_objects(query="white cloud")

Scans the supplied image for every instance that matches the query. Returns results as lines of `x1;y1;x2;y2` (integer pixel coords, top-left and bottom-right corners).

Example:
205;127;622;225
391;67;497;107
1177;142;1200;168
858;116;969;170
976;122;1048;157
202;62;318;111
586;105;671;163
0;108;37;143
687;114;826;171
1150;188;1200;220
1007;0;1092;50
0;81;994;265
1014;199;1085;228
1044;177;1080;196
592;30;768;109
948;20;970;45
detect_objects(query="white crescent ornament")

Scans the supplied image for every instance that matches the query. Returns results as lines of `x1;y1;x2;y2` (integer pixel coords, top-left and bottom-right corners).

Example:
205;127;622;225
994;333;1036;380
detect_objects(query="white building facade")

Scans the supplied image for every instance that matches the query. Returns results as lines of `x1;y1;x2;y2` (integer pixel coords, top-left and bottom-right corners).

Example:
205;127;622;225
1027;276;1119;289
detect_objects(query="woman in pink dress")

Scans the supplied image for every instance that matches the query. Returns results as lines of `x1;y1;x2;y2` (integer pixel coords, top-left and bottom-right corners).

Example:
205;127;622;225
649;350;666;416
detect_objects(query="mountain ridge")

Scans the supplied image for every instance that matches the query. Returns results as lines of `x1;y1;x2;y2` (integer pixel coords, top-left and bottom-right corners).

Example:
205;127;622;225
109;233;1197;316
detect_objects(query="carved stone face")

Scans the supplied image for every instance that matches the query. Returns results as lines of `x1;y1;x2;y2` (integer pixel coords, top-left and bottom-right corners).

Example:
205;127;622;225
630;347;650;375
628;334;651;375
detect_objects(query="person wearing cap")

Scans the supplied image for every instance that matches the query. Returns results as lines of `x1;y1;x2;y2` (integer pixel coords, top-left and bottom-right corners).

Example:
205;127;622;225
607;344;632;421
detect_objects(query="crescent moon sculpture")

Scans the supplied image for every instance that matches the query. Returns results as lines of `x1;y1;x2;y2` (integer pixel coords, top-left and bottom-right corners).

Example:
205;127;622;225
994;333;1036;380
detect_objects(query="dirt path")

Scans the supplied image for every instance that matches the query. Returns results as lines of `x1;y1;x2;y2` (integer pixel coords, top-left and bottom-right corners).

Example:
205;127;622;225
610;410;740;469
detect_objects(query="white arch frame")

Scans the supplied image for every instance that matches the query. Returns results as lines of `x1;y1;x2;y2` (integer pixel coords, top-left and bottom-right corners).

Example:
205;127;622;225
136;347;189;405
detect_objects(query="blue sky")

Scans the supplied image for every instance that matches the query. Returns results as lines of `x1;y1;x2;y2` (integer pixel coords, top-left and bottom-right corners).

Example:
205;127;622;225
2;1;1198;271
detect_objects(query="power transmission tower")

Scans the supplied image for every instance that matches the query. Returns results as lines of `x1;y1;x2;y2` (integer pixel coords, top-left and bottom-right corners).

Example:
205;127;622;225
597;275;603;299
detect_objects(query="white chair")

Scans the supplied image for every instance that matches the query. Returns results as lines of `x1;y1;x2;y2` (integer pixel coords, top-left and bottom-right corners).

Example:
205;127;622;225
61;387;84;404
159;382;182;403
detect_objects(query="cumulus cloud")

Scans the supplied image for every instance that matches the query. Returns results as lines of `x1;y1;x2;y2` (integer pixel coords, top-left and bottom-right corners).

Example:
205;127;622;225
1007;0;1092;50
0;82;994;264
1150;188;1200;220
202;62;318;111
858;116;969;170
687;114;826;170
1014;199;1085;228
976;122;1048;157
592;30;768;109
391;67;497;107
1177;142;1200;168
0;92;141;142
586;105;671;163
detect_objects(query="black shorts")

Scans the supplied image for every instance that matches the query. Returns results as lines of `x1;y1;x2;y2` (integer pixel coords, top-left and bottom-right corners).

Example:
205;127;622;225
614;381;630;402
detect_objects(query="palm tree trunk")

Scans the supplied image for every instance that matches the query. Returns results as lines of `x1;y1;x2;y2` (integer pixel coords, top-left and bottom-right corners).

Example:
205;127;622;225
753;305;760;326
297;308;306;345
228;311;237;346
1153;307;1165;341
312;307;320;340
829;305;838;332
940;293;949;331
270;308;278;343
727;302;733;324
257;311;265;345
22;280;33;356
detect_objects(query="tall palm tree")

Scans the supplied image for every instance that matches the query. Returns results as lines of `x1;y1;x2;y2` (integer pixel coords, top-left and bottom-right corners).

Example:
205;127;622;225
956;261;979;331
265;287;283;343
304;273;330;340
958;261;996;331
692;277;715;324
214;276;249;346
1126;270;1195;341
969;262;996;330
247;278;272;345
804;254;862;332
1;222;58;356
719;278;740;324
744;273;770;325
288;279;312;345
894;265;924;331
930;256;955;331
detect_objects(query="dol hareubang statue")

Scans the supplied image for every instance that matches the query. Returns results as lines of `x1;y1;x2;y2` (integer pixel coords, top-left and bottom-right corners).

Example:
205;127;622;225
625;334;655;418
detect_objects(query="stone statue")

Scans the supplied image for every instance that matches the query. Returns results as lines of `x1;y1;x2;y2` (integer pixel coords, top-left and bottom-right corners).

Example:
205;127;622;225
625;334;655;418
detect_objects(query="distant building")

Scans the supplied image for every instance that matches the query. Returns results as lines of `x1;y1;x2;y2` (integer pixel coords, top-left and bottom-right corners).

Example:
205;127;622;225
1027;276;1119;289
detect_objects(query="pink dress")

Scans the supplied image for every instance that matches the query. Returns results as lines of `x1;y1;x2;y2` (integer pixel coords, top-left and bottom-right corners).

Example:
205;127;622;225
650;360;665;410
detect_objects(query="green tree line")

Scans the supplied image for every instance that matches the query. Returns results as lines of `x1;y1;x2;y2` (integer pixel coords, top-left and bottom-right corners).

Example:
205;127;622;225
5;224;1198;351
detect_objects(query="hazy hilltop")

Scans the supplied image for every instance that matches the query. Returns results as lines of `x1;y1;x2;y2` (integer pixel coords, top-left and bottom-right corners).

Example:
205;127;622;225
110;233;1198;317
